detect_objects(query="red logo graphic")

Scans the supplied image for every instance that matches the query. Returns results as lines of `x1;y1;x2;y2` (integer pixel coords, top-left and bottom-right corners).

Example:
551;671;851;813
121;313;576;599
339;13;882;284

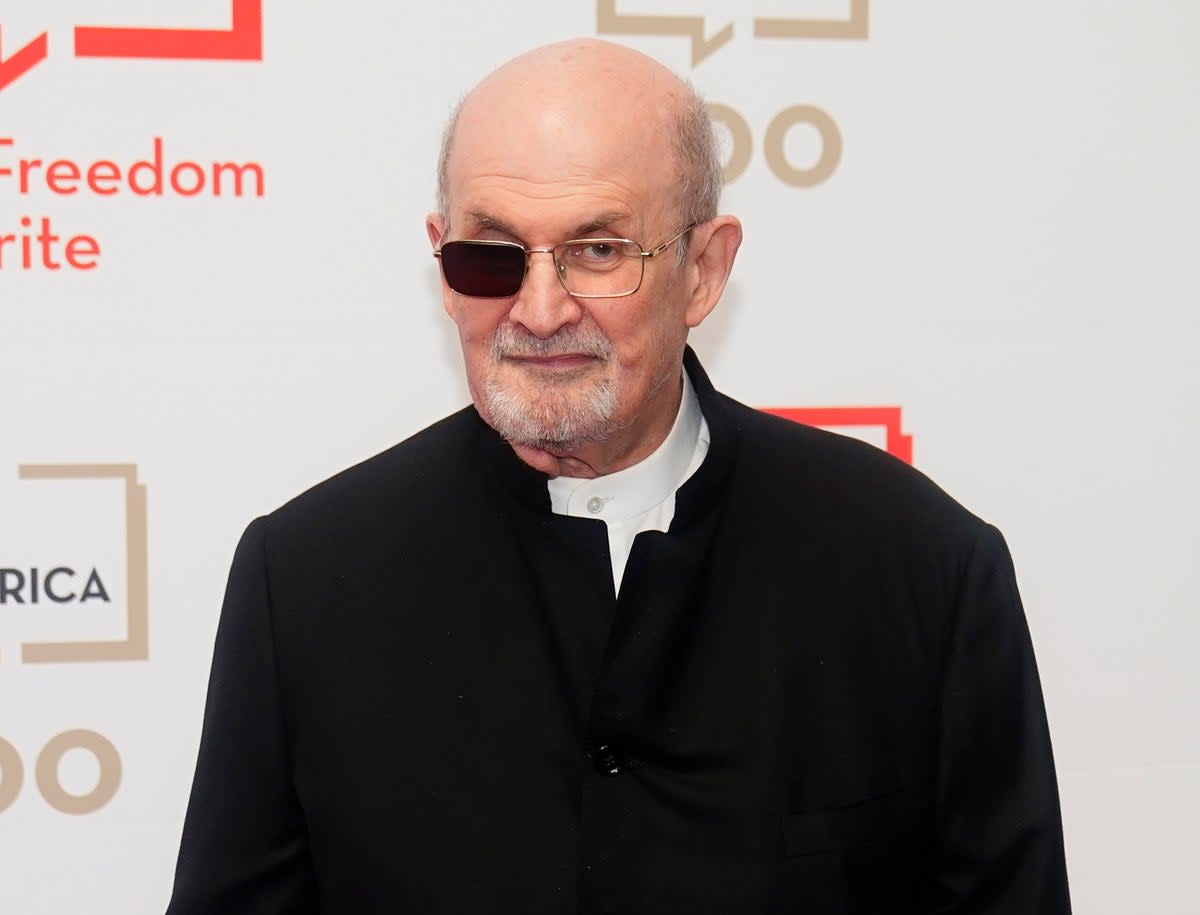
0;28;47;92
763;406;912;464
0;0;261;92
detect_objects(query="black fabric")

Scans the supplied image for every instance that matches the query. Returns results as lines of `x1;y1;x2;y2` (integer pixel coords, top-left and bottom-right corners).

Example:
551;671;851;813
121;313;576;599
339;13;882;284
166;350;1070;914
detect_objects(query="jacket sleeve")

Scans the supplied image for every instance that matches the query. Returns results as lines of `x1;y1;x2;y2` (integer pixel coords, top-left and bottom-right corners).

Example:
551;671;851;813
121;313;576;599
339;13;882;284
931;523;1071;913
166;518;318;914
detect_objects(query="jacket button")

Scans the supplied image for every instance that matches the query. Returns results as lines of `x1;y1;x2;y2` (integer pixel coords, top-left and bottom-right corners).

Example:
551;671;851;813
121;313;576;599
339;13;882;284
593;744;622;775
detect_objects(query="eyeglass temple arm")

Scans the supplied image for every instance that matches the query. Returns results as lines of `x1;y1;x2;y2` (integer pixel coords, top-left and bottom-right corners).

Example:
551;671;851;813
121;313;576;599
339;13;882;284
642;223;698;258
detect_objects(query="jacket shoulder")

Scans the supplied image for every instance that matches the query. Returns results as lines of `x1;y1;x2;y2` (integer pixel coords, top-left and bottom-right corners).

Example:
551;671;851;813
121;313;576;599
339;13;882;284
262;406;480;539
720;394;985;544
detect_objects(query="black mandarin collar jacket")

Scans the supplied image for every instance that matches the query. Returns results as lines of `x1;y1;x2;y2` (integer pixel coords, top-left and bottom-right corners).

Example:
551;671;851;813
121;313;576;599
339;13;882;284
168;349;1070;914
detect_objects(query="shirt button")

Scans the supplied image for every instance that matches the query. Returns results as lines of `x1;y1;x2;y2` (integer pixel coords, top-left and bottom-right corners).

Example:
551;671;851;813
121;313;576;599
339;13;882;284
593;744;622;775
586;496;605;514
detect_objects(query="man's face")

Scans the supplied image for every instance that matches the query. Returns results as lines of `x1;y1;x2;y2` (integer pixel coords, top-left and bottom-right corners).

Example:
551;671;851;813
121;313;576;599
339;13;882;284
429;65;700;459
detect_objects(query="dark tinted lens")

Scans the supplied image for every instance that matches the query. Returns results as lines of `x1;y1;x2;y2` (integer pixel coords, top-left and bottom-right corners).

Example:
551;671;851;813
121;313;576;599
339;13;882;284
439;241;525;297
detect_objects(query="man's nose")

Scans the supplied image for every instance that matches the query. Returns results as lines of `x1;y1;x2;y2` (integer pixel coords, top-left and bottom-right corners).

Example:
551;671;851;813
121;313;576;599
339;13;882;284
506;250;583;339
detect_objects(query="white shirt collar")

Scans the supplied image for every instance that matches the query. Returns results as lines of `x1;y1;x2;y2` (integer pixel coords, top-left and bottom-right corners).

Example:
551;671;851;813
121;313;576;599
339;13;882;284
547;370;705;523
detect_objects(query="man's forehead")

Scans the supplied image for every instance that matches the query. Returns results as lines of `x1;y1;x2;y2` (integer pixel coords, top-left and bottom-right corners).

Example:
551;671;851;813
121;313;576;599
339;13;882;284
445;108;678;228
462;208;639;239
446;165;678;240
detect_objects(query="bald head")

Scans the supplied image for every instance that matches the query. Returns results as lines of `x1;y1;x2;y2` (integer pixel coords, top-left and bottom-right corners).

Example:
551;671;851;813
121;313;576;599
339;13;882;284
436;39;721;233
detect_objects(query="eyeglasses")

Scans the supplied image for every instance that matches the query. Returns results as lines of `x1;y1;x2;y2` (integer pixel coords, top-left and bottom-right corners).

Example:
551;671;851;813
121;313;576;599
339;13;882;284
433;224;696;299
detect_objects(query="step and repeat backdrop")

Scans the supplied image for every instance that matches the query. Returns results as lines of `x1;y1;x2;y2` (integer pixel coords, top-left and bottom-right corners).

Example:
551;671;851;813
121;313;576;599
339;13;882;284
1;2;1196;913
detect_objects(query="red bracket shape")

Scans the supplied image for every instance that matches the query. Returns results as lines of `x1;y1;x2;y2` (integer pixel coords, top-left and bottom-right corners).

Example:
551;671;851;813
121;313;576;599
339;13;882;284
762;406;913;464
0;27;49;92
75;0;261;61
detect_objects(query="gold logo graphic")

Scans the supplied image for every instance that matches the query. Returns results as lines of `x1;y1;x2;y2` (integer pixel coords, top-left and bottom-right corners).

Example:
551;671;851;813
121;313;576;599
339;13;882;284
596;0;734;66
14;463;148;664
597;0;869;62
708;102;843;188
0;465;142;816
0;730;122;815
754;0;869;40
0;737;20;812
596;1;868;188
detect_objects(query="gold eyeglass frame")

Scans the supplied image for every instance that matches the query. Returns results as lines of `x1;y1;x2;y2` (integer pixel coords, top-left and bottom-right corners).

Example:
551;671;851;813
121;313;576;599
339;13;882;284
433;223;697;299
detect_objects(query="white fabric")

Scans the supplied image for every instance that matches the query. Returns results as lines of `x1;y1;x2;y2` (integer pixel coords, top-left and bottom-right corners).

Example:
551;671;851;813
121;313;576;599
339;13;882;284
547;371;710;593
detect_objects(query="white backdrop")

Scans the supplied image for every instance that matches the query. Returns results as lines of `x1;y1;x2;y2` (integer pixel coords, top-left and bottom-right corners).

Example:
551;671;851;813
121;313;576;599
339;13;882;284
1;2;1197;913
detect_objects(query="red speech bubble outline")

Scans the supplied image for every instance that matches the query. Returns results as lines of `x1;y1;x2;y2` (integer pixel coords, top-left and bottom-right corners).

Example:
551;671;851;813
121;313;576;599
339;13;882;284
74;0;261;61
0;2;262;92
762;406;912;464
0;27;48;92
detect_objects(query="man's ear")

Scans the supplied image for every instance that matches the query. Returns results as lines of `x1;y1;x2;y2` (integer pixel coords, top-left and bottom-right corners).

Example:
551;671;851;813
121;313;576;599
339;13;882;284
685;215;743;328
426;213;457;320
427;213;446;248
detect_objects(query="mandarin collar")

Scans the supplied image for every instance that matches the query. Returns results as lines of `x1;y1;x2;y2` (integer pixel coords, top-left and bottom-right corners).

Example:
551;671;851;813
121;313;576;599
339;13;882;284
473;346;739;523
545;369;705;523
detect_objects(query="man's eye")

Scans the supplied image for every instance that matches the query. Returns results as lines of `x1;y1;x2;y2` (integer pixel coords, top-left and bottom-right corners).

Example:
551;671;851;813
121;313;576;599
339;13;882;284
579;242;617;261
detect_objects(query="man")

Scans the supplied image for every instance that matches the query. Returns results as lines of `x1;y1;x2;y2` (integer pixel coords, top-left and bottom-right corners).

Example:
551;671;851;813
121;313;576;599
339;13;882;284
167;39;1070;914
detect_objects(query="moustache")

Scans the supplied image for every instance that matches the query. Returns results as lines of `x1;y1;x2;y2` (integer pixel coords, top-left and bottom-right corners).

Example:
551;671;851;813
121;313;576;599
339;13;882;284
490;324;613;360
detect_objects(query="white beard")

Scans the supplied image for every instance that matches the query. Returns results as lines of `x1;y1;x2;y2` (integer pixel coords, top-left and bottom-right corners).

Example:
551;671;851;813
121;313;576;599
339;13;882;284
484;375;620;452
480;322;622;452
